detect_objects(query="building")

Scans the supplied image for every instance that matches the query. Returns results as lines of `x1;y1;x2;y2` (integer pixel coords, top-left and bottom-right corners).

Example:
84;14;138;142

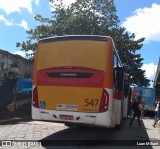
0;49;33;81
154;58;160;100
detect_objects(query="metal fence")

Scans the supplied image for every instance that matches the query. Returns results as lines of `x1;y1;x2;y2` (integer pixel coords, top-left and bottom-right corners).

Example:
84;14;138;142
0;77;32;120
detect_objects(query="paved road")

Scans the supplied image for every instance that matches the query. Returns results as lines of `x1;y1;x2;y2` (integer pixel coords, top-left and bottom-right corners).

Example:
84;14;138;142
0;117;159;149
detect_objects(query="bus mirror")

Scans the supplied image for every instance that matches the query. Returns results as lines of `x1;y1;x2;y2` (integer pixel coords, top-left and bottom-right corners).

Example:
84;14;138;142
124;79;129;97
116;67;124;91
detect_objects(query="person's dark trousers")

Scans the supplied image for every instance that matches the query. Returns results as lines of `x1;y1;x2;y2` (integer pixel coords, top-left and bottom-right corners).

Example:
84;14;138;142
130;111;141;126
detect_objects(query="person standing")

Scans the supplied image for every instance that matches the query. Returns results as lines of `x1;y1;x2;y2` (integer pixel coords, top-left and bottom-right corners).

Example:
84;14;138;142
152;101;160;128
130;97;142;126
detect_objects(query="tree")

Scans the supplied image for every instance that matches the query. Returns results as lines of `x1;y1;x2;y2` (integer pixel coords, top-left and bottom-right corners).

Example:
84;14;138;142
17;0;119;51
16;0;150;86
110;27;150;86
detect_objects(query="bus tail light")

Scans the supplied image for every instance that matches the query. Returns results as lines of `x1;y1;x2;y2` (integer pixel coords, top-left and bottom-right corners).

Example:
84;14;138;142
99;89;109;112
33;87;39;108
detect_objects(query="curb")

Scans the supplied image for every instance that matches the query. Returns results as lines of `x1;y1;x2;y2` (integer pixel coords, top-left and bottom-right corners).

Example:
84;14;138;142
0;116;31;125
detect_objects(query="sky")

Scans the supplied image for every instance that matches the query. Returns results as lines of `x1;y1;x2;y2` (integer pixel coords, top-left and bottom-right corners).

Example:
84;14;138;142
0;0;159;86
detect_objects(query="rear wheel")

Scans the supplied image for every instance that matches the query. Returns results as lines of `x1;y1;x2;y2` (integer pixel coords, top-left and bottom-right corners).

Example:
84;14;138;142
115;124;121;130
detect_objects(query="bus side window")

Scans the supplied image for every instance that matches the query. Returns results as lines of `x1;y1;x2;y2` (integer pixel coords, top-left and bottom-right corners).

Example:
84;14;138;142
113;54;124;91
113;54;118;89
114;54;117;68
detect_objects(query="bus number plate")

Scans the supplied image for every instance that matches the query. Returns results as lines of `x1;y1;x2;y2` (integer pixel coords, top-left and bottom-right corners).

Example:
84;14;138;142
59;115;73;120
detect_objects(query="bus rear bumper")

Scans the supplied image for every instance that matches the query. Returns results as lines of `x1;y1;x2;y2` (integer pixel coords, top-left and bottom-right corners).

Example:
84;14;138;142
94;111;114;127
32;106;42;120
32;107;114;127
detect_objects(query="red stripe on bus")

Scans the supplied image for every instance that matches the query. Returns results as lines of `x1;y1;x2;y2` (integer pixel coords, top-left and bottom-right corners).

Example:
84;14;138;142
37;67;104;88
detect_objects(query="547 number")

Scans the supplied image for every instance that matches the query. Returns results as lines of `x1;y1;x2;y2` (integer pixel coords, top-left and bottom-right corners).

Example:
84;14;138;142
85;99;99;107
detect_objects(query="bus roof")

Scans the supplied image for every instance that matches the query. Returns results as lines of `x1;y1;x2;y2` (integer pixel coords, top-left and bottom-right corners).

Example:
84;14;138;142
38;35;111;44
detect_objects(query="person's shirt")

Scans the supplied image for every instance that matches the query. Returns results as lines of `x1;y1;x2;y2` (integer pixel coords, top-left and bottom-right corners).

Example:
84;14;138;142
132;101;140;112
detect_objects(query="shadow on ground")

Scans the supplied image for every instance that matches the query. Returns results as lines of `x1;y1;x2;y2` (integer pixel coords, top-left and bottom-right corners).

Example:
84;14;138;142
40;118;152;149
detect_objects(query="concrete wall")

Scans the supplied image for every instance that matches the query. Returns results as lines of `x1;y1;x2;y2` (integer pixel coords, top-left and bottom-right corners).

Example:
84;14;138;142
0;49;33;80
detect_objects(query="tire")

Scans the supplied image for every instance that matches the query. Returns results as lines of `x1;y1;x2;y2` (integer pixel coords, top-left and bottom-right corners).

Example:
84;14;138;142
115;124;121;130
115;110;123;130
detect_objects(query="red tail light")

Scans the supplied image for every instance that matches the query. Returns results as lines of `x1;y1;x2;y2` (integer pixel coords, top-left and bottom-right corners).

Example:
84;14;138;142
33;87;39;108
99;89;109;112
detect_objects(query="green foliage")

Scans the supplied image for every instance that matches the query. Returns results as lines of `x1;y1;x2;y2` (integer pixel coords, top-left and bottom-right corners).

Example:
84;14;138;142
16;0;150;86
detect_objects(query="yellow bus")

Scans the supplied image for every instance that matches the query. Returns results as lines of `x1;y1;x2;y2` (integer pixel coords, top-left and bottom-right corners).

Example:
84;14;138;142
32;35;129;128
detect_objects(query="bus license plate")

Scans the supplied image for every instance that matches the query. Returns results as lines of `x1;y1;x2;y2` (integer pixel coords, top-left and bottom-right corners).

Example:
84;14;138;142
59;115;73;120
